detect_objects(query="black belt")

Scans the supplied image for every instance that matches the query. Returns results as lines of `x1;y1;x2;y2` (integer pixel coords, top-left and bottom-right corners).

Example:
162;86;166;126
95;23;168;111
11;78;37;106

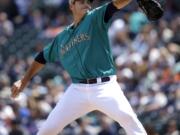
79;77;110;84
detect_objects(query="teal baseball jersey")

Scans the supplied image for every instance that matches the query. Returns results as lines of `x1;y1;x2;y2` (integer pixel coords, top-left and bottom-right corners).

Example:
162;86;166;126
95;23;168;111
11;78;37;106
43;3;116;83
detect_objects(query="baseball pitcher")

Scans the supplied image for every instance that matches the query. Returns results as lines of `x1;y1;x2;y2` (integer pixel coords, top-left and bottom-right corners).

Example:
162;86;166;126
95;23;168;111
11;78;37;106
11;0;164;134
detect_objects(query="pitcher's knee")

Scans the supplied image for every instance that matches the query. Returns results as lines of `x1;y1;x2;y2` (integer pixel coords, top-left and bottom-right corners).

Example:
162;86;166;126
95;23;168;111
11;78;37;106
120;112;138;123
117;113;147;135
121;114;142;127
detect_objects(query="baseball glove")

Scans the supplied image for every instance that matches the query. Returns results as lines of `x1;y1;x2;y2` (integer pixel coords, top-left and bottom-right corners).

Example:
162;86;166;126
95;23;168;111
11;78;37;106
137;0;164;21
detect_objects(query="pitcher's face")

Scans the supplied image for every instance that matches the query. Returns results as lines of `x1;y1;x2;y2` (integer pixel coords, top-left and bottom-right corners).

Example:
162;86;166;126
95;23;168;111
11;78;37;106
70;0;92;17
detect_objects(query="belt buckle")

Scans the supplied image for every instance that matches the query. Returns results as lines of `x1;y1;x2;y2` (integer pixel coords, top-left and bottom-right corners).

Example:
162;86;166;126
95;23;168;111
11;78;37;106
97;77;101;83
87;79;90;84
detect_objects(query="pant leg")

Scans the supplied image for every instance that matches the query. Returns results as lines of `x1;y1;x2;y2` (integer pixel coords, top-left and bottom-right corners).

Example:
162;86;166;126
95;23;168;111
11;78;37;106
37;84;93;135
93;81;147;135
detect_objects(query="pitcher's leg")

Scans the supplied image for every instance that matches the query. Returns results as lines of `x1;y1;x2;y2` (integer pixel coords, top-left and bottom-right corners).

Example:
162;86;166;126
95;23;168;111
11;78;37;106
37;85;93;135
95;82;147;135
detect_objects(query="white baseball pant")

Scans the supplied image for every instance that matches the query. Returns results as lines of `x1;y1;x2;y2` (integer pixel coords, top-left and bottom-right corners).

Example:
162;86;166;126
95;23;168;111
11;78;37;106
37;75;147;135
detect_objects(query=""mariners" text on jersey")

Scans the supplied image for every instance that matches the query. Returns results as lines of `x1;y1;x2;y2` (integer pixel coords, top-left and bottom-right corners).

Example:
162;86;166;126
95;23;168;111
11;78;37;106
60;33;90;56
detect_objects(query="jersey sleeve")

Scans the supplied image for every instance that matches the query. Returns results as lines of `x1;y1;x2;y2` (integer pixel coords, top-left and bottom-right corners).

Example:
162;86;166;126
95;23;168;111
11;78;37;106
43;37;60;63
89;2;115;30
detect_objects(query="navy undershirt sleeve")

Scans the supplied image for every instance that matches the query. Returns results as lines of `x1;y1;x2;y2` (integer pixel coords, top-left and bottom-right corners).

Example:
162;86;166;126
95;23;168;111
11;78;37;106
34;51;46;64
104;2;120;23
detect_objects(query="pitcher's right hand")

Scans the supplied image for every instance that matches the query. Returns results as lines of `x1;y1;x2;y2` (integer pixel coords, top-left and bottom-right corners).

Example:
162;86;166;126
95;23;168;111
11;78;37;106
11;80;26;98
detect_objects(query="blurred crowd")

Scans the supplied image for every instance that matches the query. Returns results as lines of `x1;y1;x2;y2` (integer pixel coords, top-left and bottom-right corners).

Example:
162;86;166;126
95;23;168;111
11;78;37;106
0;0;180;135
